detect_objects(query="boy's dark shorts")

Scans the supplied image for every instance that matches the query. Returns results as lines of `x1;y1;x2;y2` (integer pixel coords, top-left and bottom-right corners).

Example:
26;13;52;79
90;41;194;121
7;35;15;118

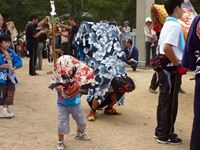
0;80;15;105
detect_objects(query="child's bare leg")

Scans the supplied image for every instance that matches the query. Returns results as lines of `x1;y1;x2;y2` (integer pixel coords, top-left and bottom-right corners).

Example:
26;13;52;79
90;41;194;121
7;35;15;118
105;92;117;110
88;98;100;121
104;93;122;115
91;98;100;111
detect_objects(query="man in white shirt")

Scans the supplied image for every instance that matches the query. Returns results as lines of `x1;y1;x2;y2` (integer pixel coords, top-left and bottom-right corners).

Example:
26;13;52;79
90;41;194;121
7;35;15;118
120;20;131;49
144;17;157;67
154;0;187;145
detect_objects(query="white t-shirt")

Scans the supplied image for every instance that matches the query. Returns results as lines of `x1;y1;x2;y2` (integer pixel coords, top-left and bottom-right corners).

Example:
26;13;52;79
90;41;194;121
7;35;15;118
122;26;131;40
158;21;183;62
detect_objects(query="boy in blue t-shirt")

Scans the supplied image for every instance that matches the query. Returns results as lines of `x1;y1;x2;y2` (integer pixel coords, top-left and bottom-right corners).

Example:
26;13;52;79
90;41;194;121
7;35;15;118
54;80;91;150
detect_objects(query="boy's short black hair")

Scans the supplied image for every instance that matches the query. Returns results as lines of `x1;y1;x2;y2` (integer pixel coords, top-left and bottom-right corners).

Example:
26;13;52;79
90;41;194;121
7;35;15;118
0;34;11;43
164;0;184;15
127;39;133;45
29;14;38;21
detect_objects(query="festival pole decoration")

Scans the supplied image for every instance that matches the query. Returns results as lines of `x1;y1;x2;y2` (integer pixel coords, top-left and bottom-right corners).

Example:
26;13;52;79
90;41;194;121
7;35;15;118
50;0;57;66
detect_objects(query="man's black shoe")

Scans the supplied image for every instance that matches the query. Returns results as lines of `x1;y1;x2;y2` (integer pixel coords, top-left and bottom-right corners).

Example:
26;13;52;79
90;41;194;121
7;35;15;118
154;133;178;139
157;137;168;144
30;73;39;76
157;136;182;145
168;137;182;145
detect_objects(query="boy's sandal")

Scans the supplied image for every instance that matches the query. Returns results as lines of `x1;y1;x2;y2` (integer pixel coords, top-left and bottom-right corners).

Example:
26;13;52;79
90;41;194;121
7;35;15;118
87;111;96;121
104;108;122;115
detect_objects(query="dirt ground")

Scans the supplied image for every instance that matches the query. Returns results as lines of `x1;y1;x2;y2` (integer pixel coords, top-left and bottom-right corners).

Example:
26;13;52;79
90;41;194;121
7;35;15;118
0;58;195;150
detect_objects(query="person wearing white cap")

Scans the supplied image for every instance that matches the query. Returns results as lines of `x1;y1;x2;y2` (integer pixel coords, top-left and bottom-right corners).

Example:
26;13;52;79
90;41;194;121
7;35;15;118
144;17;157;67
120;20;131;49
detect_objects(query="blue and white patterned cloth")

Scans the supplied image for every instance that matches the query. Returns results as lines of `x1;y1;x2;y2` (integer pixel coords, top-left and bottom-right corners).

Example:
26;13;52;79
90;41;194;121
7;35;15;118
75;22;127;105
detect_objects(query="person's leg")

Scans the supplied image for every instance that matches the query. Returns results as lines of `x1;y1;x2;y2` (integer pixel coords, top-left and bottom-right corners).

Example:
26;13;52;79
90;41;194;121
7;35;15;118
88;98;100;121
169;73;181;137
0;82;14;118
33;47;38;73
57;106;70;140
38;43;43;70
35;45;40;70
151;45;157;59
131;48;139;71
104;92;123;115
29;48;34;75
4;80;15;116
190;76;200;150
71;105;90;140
155;70;171;143
145;42;151;67
47;48;51;63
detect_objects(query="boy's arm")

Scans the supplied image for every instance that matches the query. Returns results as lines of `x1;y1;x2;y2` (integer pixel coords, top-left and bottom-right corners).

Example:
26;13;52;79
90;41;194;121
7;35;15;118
38;16;48;27
11;50;23;69
164;43;187;75
0;64;11;69
164;43;180;66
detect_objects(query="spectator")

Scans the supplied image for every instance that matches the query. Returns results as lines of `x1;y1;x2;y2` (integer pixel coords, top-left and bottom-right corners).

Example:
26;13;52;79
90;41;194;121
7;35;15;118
120;20;131;49
25;14;48;76
154;0;186;144
60;27;69;55
35;24;48;70
59;16;79;58
144;17;157;67
123;39;139;71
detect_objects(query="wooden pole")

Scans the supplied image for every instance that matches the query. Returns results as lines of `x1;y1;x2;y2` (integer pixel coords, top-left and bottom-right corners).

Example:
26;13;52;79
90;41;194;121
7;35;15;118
51;21;56;67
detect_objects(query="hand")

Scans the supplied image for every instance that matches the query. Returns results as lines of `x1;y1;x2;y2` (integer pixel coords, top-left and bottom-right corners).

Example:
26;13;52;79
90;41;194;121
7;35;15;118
176;64;187;75
45;16;49;22
1;64;11;69
55;85;64;93
40;30;46;34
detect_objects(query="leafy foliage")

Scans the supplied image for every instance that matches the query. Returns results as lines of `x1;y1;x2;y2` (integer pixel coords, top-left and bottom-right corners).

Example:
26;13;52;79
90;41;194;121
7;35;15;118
0;0;199;32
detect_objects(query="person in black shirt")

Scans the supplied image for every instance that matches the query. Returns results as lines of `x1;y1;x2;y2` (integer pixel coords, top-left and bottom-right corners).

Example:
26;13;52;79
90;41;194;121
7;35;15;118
25;15;47;76
35;24;48;70
59;16;79;58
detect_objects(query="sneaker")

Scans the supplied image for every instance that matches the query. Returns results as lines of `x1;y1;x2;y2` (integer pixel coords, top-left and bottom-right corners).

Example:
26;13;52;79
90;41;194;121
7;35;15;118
157;136;182;145
57;140;65;150
88;111;96;121
168;137;182;145
0;108;14;118
7;108;15;117
75;132;91;141
154;133;177;139
157;137;169;144
149;88;158;94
